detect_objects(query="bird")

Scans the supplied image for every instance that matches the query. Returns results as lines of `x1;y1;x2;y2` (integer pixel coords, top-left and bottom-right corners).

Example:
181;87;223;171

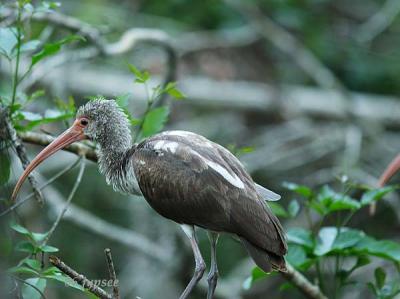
379;154;400;186
12;98;287;299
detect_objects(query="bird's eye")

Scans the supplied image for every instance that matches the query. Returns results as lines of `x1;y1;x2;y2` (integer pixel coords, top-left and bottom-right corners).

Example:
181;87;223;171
80;118;89;126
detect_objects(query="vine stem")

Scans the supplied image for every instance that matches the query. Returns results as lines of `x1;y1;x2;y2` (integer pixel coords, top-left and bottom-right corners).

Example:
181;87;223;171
10;4;22;110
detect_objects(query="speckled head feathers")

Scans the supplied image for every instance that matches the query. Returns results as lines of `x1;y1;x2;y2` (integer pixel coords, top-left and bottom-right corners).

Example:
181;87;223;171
76;98;132;152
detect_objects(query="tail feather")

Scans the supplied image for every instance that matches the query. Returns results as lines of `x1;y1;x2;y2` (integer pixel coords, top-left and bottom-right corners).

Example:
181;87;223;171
240;237;287;273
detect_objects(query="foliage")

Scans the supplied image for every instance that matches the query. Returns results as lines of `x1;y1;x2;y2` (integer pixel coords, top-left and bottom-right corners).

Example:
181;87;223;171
245;182;400;299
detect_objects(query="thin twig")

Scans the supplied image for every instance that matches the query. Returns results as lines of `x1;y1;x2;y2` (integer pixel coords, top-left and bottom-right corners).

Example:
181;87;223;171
12;275;47;299
1;108;44;204
49;255;113;299
42;157;86;246
281;263;328;299
104;248;120;299
43;183;169;261
0;157;81;217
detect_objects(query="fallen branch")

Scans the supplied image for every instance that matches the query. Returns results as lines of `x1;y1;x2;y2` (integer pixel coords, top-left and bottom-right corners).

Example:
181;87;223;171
282;263;328;299
49;255;112;299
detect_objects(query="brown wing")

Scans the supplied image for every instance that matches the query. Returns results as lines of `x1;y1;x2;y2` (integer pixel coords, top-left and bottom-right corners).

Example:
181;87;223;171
132;131;287;257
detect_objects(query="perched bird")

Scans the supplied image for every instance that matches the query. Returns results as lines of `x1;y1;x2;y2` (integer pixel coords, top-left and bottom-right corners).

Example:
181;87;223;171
12;99;287;298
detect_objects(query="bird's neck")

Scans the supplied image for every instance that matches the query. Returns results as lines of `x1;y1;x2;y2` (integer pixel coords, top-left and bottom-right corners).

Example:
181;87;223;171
97;139;142;196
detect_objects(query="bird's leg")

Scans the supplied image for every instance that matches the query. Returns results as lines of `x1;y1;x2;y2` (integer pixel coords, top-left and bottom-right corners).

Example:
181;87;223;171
179;225;206;299
207;231;220;299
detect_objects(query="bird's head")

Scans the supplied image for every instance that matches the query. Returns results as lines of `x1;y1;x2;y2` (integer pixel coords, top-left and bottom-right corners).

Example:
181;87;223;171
11;98;131;201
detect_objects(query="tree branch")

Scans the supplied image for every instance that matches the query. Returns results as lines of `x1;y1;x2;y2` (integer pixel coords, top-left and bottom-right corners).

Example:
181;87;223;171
224;0;346;92
282;263;328;299
0;106;44;204
49;255;113;299
42;157;86;246
41;178;170;262
0;156;81;217
18;131;97;162
104;248;120;299
357;0;400;43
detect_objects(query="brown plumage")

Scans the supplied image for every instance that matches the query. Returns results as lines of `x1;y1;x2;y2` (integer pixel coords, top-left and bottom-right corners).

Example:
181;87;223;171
133;131;287;272
11;99;287;298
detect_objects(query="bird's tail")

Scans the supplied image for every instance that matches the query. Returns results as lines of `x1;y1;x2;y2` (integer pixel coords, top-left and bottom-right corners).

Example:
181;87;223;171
240;237;287;273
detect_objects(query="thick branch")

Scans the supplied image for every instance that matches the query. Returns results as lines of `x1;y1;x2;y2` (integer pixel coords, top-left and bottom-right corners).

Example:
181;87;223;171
49;255;112;299
282;264;328;299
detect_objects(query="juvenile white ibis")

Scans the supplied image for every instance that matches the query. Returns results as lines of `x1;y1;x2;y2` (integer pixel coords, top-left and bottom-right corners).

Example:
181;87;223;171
12;99;287;298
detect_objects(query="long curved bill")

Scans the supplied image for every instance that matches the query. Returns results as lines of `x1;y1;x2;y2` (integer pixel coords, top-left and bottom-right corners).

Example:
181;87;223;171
378;154;400;187
11;120;86;201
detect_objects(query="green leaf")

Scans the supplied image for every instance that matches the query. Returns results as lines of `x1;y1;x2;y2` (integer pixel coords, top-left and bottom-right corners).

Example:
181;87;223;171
8;266;39;276
20;111;42;121
20;40;40;53
282;182;312;197
21;109;74;131
0;27;18;59
22;278;46;299
128;64;150;83
46;273;85;291
314;227;365;256
10;223;31;236
375;267;386;289
288;199;300;218
243;267;271;290
141;106;169;137
16;241;37;254
32;35;84;66
268;202;289;218
354;237;400;262
317;185;360;213
286;228;314;249
23;259;42;271
42;266;60;276
164;82;185;99
31;232;48;244
128;64;143;78
28;90;45;102
39;245;59;253
314;227;337;256
115;93;131;108
361;187;396;206
333;228;365;250
286;244;309;269
0;151;11;185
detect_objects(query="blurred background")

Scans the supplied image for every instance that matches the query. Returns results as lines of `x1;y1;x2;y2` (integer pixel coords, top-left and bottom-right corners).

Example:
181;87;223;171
1;0;400;298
